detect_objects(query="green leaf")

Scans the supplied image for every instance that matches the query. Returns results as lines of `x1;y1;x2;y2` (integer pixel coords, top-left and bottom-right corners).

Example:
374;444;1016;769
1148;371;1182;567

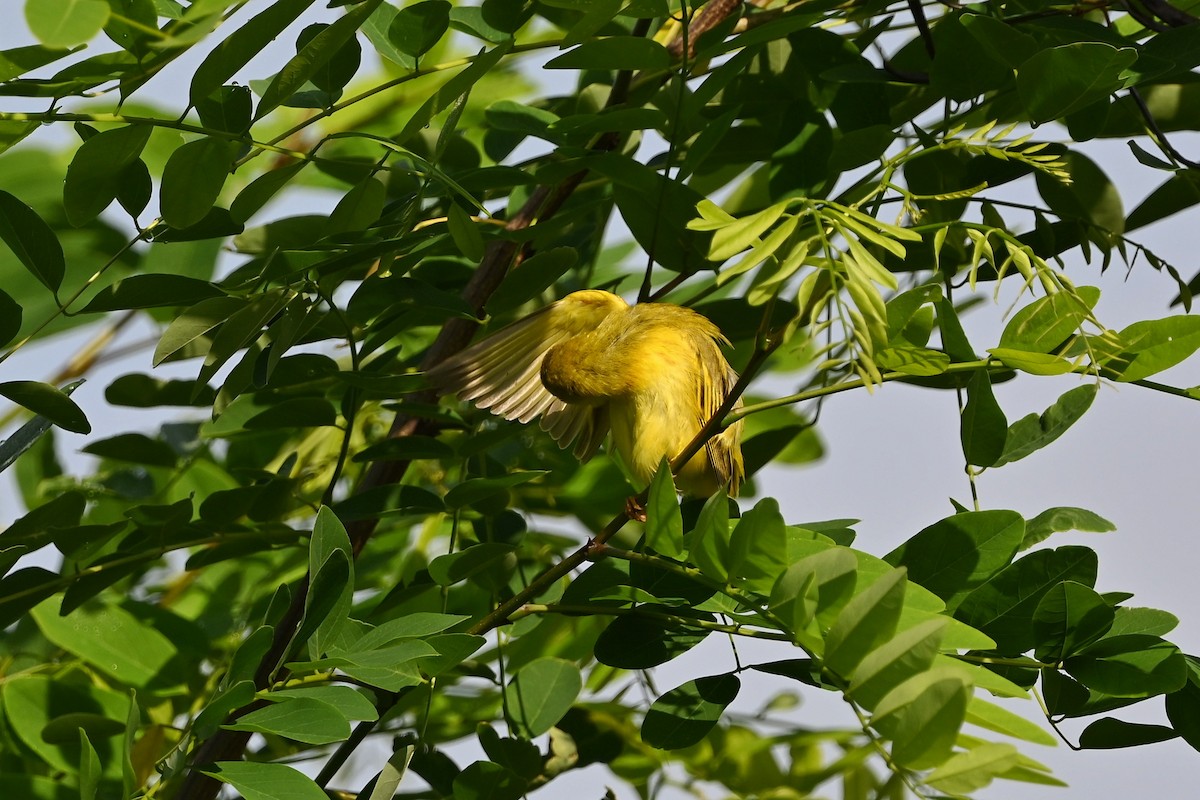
224;697;351;745
160;137;236;229
189;0;320;109
727;496;788;594
62;123;151;226
485;247;577;315
2;676;131;778
925;742;1020;795
304;506;354;658
0;381;90;434
546;37;670;70
1165;679;1200;753
195;84;253;135
849;618;946;710
965;697;1057;746
1078;717;1177;749
994;384;1097;466
78;729;101;800
1065;635;1187;697
428;543;515;586
367;742;417;800
998;288;1098;353
0;190;64;293
1022;506;1114;550
202;761;330;800
645;459;684;559
824;568;907;677
689;489;731;583
1105;316;1200;382
641;674;740;750
593;614;709;668
152;296;246;366
81;433;178;467
352;436;455;463
444;472;545;509
955;546;1098;655
505;657;581;737
1032;581;1114;662
1126;173;1200;232
1017;43;1138;124
81;274;222;312
444;202;484;260
706;201;789;262
397;41;511;145
872;668;970;769
347;613;468;652
960;369;1007;467
25;0;110;48
256;0;381;119
31;597;184;690
885;510;1024;610
388;0;450;60
987;348;1074;375
452;761;527;800
0;287;20;346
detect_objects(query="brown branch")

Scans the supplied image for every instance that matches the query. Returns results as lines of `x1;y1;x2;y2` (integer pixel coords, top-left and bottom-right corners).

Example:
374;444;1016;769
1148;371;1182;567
179;20;673;800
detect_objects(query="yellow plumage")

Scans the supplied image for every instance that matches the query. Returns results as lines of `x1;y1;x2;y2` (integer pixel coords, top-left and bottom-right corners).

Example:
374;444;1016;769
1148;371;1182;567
428;289;744;496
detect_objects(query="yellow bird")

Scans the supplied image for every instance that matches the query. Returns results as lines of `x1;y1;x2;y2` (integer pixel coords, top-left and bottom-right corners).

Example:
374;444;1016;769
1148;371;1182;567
428;289;744;497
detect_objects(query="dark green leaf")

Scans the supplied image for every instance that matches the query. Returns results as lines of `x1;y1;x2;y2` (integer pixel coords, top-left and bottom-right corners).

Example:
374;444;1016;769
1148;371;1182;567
452;761;527;800
955;546;1098;655
1165;679;1200;753
160;137;236;229
81;274;222;312
641;674;740;750
62;123;151;226
593;614;709;669
960;369;1007;467
256;0;381;119
885;510;1024;610
81;433;178;467
546;37;670;71
485;247;577;315
0;287;21;346
0;190;64;293
505;657;581;736
428;543;515;586
397;41;511;145
352;436;454;462
1017;44;1138;124
388;0;450;60
0;381;90;434
1032;581;1114;662
444;472;545;509
1065;635;1187;697
1078;717;1177;749
189;0;320;109
196;85;253;135
994;383;1097;466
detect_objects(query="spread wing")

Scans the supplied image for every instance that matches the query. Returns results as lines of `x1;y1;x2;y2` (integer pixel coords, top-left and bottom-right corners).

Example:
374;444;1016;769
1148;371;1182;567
427;291;625;460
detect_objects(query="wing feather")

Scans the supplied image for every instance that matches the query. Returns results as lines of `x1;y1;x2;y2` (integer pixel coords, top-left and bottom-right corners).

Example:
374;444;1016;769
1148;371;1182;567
427;291;625;458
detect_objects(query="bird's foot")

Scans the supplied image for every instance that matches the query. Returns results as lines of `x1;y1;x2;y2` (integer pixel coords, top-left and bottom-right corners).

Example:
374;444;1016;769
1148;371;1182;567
624;496;647;523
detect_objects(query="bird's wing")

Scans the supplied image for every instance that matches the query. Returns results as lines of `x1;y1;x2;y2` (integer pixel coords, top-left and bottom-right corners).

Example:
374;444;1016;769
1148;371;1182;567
695;335;745;497
427;291;624;459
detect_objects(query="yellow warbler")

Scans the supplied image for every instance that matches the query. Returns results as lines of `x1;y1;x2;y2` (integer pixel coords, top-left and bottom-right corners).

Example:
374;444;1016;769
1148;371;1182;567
429;289;744;496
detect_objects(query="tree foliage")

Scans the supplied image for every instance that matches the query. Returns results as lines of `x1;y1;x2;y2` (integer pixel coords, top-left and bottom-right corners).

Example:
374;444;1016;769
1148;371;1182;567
2;0;1200;798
